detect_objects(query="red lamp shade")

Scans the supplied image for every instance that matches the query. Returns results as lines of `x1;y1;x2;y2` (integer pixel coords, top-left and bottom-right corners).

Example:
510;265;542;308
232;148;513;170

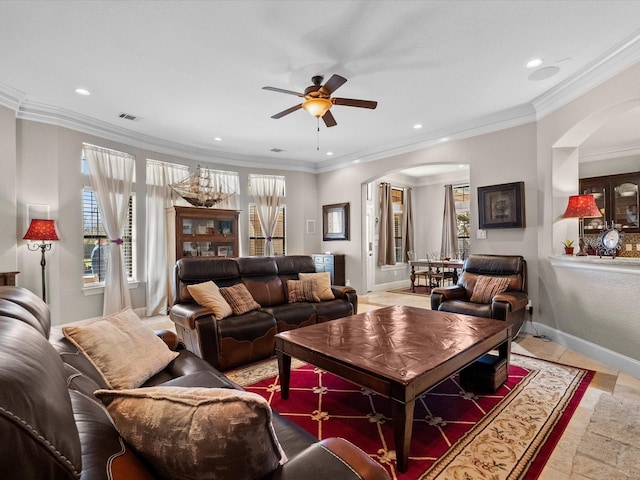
562;194;602;219
23;219;60;241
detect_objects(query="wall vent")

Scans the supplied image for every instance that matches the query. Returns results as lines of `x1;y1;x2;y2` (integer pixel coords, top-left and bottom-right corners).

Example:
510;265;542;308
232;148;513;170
118;112;139;121
270;148;285;153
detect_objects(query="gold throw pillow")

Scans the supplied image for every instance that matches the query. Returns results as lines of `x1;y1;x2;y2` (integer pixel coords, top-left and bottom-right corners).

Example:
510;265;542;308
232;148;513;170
187;281;233;320
298;272;335;300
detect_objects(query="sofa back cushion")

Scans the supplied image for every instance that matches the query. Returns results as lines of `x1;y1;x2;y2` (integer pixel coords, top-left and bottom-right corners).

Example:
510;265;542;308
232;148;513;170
459;254;526;298
174;257;241;304
0;317;82;479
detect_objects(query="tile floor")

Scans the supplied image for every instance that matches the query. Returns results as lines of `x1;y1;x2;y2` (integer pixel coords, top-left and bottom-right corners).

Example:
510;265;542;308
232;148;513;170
144;290;640;479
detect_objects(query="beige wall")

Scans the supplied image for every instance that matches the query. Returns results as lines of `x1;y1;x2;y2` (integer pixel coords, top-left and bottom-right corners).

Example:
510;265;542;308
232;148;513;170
0;105;17;272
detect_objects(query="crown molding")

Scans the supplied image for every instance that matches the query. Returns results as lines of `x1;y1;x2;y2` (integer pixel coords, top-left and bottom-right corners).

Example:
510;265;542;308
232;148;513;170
0;82;26;111
579;140;640;163
15;101;320;174
532;29;640;119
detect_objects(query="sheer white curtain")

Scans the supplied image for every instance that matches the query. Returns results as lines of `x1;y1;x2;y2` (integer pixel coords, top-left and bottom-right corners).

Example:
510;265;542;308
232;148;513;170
441;184;459;258
200;168;240;210
145;160;189;316
249;174;285;256
84;144;135;316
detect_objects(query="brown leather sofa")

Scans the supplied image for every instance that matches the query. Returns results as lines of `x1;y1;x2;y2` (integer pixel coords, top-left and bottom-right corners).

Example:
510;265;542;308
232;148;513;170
0;286;388;480
170;255;358;370
430;254;528;338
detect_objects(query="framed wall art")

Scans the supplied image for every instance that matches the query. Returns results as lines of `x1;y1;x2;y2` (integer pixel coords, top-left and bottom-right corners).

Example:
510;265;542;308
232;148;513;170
323;202;350;241
478;181;525;229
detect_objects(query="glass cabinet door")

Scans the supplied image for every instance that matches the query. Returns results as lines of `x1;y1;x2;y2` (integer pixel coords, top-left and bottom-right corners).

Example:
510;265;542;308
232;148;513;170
581;181;606;232
612;179;639;231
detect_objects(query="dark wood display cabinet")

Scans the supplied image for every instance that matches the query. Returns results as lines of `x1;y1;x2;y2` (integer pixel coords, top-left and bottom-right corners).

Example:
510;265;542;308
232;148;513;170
580;172;639;234
167;206;240;265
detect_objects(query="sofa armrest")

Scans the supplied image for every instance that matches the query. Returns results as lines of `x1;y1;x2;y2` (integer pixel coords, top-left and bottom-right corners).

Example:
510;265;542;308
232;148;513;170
331;285;358;313
155;329;181;350
170;303;213;330
272;437;389;480
491;291;528;312
430;285;466;310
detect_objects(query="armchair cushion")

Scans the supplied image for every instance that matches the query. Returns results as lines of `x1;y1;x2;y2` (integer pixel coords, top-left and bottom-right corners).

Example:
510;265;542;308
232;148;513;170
187;281;233;320
96;386;285;480
469;276;510;304
62;308;179;389
219;283;261;315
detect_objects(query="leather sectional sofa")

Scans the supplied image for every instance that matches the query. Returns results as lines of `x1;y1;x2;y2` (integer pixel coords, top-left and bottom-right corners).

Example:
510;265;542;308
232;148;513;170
0;286;388;480
170;255;358;370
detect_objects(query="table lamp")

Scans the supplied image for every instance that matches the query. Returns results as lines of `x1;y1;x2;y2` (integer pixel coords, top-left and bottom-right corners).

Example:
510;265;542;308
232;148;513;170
562;194;602;256
23;219;60;302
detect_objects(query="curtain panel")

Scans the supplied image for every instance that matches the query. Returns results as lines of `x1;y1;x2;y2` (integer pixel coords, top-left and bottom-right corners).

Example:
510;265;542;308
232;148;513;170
403;187;414;262
441;184;459;259
84;144;135;316
145;160;189;316
249;174;285;257
378;182;396;266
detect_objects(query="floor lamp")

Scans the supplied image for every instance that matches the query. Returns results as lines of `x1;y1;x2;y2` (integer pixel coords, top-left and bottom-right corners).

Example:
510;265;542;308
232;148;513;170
562;194;602;256
23;219;60;303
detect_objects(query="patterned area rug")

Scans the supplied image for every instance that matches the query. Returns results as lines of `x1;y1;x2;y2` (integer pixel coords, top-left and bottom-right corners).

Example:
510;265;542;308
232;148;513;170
226;354;593;480
388;286;432;296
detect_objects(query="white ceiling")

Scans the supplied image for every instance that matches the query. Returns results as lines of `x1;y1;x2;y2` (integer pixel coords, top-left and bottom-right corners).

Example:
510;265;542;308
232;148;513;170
2;1;640;174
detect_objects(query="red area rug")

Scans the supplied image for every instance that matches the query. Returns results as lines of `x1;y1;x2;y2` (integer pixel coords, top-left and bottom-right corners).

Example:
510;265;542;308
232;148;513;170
228;354;593;480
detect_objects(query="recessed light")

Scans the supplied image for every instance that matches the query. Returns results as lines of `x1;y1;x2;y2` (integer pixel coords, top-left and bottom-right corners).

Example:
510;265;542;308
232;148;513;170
75;88;90;96
526;58;543;69
440;137;449;143
213;137;222;142
413;123;423;129
353;159;361;164
326;151;333;156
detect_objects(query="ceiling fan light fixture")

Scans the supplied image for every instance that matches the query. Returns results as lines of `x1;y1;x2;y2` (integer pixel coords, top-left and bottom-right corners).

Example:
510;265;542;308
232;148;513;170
302;98;332;118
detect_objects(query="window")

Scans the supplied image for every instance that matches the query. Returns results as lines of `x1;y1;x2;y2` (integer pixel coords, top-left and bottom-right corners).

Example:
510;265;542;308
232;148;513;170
248;205;286;256
391;188;404;262
453;184;470;258
82;187;136;285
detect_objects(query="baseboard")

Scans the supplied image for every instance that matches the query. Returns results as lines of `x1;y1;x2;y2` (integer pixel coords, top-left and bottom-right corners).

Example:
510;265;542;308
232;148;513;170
370;280;411;292
522;320;640;379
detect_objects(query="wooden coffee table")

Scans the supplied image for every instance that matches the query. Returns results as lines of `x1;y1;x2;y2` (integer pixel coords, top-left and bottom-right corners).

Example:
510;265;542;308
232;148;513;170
275;305;511;472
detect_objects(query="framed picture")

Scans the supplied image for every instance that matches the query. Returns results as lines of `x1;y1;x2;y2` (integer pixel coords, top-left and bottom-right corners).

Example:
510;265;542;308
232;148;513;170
217;246;230;257
323;202;350;241
478;181;525;229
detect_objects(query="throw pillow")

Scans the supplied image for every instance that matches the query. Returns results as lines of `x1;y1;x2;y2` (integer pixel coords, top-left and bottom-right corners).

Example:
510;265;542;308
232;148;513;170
287;277;321;303
470;275;511;304
219;283;261;315
187;281;233;320
95;386;286;480
298;272;335;300
62;307;179;389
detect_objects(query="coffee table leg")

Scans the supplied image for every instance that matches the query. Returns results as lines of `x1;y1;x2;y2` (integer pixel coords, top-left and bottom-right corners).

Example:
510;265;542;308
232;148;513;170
392;398;415;473
276;350;291;399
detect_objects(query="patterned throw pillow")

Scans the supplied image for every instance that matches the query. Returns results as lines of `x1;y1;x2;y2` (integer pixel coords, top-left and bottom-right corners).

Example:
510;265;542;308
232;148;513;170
219;283;261;315
287;277;321;303
298;272;335;300
95;386;286;480
187;281;233;320
469;275;511;304
62;307;179;389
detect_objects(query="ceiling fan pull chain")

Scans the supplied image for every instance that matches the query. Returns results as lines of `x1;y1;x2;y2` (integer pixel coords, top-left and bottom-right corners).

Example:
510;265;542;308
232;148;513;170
317;117;320;151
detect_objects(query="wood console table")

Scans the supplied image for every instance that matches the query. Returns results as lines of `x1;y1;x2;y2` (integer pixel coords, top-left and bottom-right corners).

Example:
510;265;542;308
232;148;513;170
0;271;19;286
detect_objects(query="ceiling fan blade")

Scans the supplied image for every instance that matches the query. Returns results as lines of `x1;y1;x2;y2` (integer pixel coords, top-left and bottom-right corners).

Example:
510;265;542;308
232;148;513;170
319;74;347;96
332;97;378;109
271;104;302;119
262;86;305;97
322;110;337;128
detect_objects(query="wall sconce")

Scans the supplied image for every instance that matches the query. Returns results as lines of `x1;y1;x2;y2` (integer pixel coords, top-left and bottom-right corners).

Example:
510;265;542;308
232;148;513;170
562;194;602;256
23;219;60;302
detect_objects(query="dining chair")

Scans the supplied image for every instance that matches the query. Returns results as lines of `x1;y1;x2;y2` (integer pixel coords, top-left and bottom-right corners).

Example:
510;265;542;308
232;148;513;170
408;251;429;292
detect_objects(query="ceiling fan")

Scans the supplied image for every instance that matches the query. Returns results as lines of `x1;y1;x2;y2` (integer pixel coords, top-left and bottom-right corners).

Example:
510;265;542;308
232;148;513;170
262;74;377;127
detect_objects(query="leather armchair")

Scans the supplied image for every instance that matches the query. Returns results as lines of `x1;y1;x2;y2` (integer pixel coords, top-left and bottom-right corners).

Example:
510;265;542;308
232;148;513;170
430;254;528;338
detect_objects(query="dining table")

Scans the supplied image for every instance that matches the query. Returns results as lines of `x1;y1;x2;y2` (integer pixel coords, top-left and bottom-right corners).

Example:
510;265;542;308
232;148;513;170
409;258;464;292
